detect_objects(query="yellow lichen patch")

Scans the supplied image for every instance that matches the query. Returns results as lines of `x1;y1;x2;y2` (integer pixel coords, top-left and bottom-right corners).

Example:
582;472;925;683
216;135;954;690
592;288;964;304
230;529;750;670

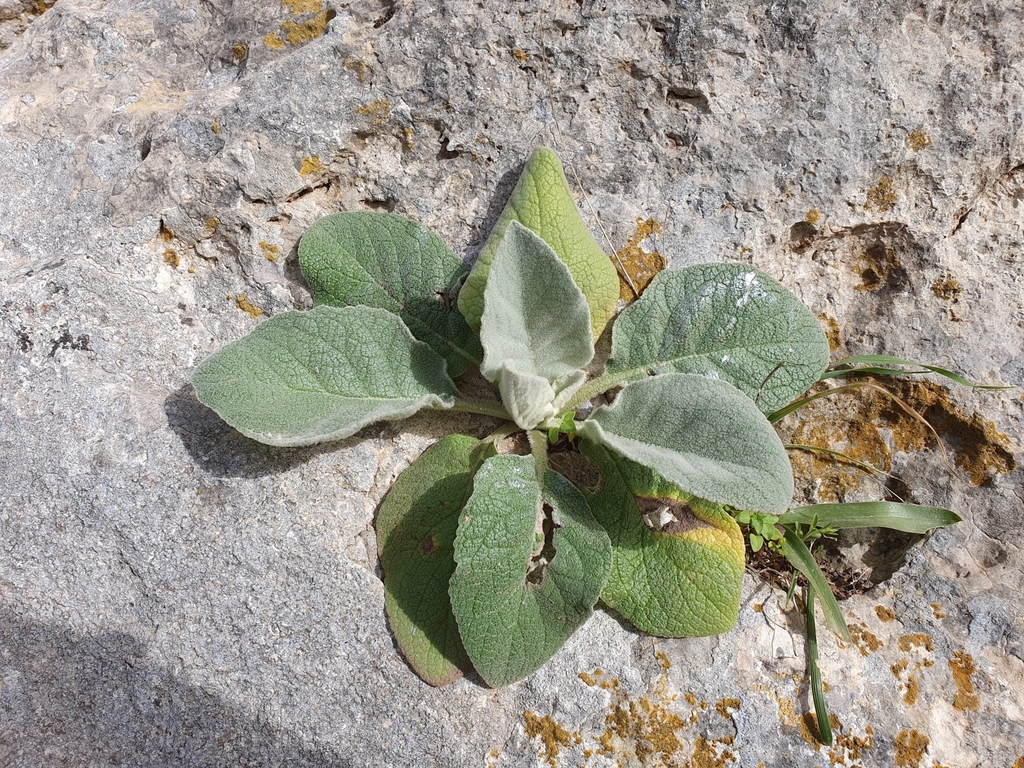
512;47;528;62
300;154;326;177
828;724;875;765
850;624;884;657
282;0;323;12
263;32;285;50
357;98;392;125
1013;757;1024;768
894;729;929;767
898;634;934;653
865;176;898;212
282;10;333;45
902;673;919;705
715;698;741;719
163;248;180;268
931;603;947;620
949;650;979;711
691;736;737;767
259;241;281;262
401;127;415;149
875;605;897;623
231;43;248;62
212;121;221;134
615;217;667;302
655;650;672;672
578;671;598;687
205;217;220;233
160;222;175;241
931;273;961;301
235;294;263;318
523;711;575;768
805;208;821;225
343;56;370;80
907;131;932;152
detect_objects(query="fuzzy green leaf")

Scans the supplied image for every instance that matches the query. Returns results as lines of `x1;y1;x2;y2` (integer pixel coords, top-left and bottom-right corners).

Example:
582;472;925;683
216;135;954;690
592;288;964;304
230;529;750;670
298;211;482;376
607;264;830;414
578;373;794;513
192;305;457;446
458;147;619;340
779;502;961;533
582;443;745;637
480;222;594;429
449;455;612;687
377;434;491;686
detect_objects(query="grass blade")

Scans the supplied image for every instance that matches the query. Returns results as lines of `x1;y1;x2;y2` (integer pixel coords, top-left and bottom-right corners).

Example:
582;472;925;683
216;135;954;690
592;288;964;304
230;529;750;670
779;502;961;533
805;584;833;746
780;529;850;642
824;355;1008;389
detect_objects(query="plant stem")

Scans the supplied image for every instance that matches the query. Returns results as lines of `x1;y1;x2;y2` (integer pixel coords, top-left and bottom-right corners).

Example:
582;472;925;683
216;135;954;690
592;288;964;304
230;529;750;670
564;368;644;410
451;396;511;421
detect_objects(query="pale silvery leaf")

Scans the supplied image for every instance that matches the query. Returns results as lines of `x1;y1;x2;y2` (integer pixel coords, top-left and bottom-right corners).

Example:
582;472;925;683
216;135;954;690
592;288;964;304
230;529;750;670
192;305;457;446
479;221;594;430
498;367;587;431
480;221;594;382
578;373;794;513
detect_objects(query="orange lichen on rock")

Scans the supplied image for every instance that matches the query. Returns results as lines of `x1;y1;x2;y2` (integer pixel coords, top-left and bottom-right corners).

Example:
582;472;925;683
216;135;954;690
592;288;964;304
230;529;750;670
850;624;884;656
523;711;575;768
357;98;392;125
235;294;263;318
615;218;667;302
163;248;180;268
805;208;821;225
865;176;898;212
949;650;980;711
716;698;741;719
894;729;929;767
907;131;932;152
898;634;934;653
282;0;323;12
259;241;281;261
282;10;334;45
300;155;326;177
875;605;897;623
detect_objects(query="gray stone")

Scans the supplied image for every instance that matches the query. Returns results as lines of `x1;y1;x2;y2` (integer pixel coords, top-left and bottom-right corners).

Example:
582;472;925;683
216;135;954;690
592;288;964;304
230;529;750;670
2;0;1023;766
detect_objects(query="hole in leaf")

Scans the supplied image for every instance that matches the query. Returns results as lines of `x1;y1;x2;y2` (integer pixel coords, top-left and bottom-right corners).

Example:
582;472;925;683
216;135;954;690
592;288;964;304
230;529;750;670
526;503;559;586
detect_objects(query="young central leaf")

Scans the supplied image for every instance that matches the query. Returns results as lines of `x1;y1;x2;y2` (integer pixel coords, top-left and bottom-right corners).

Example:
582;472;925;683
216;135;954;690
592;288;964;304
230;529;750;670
578;373;794;514
581;443;745;637
607;264;830;414
191;305;458;446
449;454;612;688
457;147;619;340
479;221;594;430
298;211;482;377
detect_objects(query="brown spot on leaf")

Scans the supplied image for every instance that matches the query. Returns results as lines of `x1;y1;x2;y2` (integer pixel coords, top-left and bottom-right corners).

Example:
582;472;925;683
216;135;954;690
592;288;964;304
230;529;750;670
420;535;438;556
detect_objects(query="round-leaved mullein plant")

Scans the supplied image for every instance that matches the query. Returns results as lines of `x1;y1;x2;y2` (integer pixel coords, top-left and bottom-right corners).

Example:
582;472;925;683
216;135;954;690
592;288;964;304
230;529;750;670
192;147;957;689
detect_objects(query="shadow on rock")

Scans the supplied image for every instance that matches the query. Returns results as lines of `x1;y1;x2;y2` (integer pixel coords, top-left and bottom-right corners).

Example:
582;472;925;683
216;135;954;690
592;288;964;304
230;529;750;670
0;610;349;767
163;384;354;480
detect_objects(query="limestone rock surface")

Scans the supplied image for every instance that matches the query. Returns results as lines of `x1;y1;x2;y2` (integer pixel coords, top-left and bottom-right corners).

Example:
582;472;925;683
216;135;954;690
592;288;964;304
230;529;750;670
2;1;1023;766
